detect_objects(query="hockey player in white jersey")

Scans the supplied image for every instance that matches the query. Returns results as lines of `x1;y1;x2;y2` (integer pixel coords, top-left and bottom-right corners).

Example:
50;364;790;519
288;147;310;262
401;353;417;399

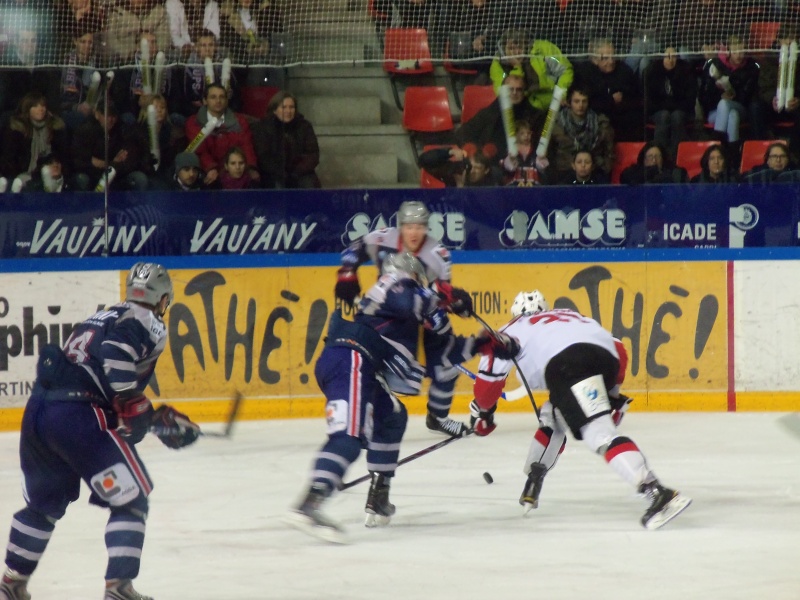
470;290;691;530
335;200;474;437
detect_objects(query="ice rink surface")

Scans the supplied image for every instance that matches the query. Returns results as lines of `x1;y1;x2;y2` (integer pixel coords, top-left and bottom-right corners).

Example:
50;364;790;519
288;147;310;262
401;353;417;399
1;411;799;600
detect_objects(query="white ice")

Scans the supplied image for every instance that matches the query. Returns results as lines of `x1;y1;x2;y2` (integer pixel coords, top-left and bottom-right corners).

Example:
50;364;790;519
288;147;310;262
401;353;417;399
1;412;799;600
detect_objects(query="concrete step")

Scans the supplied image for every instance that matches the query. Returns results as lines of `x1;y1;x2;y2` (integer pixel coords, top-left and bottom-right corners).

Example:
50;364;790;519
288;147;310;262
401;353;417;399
317;153;398;187
298;96;382;126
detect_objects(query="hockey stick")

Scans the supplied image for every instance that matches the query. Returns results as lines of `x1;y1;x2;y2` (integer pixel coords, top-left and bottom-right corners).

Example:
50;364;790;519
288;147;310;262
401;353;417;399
152;391;244;439
455;364;528;401
471;312;540;419
339;430;474;490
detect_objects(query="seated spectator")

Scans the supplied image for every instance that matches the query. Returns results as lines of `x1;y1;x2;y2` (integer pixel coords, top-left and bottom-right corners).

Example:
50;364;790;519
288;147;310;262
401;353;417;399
185;82;259;186
742;142;795;183
418;146;503;187
112;30;180;125
55;0;106;59
26;153;72;192
180;29;239;118
219;0;282;63
455;73;545;161
691;144;738;183
218;145;257;189
609;0;675;78
501;119;539;184
620;141;688;184
489;29;573;112
107;0;170;64
59;29;99;130
644;45;697;159
675;0;739;64
574;37;642;142
541;84;614;184
252;91;320;189
0;26;60;126
167;150;205;190
757;24;800;159
0;92;69;190
140;94;186;183
569;149;606;184
698;35;760;152
71;99;151;191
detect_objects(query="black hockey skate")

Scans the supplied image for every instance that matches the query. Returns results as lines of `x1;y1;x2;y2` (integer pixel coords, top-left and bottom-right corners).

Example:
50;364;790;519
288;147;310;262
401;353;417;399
639;481;692;530
284;485;346;543
426;412;469;437
0;569;30;600
365;472;395;528
519;462;548;514
104;579;153;600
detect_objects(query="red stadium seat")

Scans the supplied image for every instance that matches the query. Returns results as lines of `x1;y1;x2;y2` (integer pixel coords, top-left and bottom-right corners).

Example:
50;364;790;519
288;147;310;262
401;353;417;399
676;141;721;180
383;28;434;109
611;142;645;184
749;21;781;50
740;139;786;173
403;87;454;162
240;85;280;119
420;168;446;188
460;85;496;124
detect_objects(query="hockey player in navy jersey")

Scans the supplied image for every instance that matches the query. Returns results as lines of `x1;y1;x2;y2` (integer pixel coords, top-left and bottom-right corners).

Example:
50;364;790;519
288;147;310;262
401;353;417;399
335;201;475;437
0;263;201;600
287;252;519;543
470;289;692;530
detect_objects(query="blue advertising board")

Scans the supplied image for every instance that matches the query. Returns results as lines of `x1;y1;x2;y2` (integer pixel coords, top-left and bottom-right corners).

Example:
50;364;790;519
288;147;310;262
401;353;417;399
1;183;798;259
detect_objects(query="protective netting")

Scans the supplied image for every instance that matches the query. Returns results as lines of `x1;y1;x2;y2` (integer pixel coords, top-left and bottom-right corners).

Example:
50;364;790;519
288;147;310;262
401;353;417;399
0;1;797;70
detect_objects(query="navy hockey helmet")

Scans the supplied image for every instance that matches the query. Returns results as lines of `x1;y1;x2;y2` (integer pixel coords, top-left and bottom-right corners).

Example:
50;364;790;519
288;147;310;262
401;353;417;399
126;262;174;308
397;201;430;226
382;252;427;285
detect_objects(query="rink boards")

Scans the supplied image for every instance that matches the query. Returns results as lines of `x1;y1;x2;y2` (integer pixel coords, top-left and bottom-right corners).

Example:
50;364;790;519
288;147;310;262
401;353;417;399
0;249;798;430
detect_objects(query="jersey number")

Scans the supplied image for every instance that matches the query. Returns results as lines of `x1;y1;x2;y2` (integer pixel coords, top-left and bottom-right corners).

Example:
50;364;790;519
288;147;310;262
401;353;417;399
64;331;95;363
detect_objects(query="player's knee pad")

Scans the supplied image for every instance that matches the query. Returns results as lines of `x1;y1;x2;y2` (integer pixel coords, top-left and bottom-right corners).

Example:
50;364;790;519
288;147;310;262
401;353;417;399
323;433;363;464
373;402;408;444
580;415;618;455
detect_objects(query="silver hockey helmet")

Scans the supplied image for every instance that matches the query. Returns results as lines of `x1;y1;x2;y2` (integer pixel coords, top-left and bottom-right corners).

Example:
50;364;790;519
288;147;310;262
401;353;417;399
382;252;427;285
397;201;430;226
510;290;549;317
126;262;174;307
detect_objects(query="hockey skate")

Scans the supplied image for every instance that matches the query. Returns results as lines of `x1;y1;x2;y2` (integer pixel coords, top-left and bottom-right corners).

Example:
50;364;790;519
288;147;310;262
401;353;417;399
365;473;395;528
426;412;469;437
0;569;30;600
639;481;692;530
284;485;346;544
519;462;548;514
103;579;153;600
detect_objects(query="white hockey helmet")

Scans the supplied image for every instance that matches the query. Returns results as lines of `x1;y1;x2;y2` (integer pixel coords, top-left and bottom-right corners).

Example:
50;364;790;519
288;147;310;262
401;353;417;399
126;262;174;307
382;252;427;285
510;290;549;317
397;201;430;226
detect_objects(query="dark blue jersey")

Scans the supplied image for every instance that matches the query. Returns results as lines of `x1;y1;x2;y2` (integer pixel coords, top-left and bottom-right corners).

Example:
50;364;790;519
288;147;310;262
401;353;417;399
61;301;167;404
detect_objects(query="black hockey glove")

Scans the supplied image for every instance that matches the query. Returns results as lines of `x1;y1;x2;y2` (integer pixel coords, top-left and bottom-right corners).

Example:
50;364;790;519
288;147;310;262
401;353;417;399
150;405;201;449
469;400;497;436
334;267;361;305
475;331;520;360
433;280;473;318
112;394;154;444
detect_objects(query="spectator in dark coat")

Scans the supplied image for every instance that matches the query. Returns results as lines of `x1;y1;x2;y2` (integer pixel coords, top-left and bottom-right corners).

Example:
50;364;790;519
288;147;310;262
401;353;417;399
252;90;321;188
742;142;795;183
620;141;688;184
166;151;206;190
644;46;698;158
574;37;642;141
690;144;738;183
0;92;70;188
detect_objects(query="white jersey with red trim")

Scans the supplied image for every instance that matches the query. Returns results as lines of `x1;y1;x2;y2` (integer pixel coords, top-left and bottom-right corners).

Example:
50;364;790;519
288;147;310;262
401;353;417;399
475;309;619;405
348;227;452;283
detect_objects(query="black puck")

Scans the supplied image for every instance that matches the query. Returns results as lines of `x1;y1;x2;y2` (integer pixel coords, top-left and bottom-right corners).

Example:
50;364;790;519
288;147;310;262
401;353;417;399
483;472;494;484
